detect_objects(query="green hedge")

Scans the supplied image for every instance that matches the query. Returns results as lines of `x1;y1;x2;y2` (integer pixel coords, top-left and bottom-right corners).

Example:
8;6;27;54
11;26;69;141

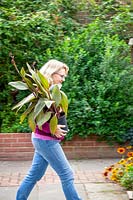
0;0;132;144
0;0;81;133
45;20;132;143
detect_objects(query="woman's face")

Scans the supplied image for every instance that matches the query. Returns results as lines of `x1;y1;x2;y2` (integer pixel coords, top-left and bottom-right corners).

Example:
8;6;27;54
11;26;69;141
52;68;66;84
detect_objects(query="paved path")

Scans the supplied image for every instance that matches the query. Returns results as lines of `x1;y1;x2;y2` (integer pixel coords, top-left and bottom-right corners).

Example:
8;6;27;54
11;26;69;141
0;159;130;200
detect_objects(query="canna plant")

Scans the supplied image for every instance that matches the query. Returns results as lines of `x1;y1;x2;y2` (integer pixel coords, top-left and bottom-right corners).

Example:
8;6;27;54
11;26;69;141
8;56;68;134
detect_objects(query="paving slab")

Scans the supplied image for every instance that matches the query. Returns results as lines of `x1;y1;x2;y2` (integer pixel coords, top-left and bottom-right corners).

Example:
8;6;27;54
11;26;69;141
0;183;87;200
0;186;39;200
84;183;129;200
0;159;130;200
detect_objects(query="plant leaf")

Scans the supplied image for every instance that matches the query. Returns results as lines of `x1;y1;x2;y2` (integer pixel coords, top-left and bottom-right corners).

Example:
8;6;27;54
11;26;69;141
26;62;35;76
31;72;49;97
8;81;28;90
60;91;68;115
20;67;26;78
49;114;58;134
20;102;36;123
34;98;47;119
37;71;50;90
36;111;51;129
51;85;61;106
44;100;55;109
23;77;36;92
12;93;35;111
28;112;36;132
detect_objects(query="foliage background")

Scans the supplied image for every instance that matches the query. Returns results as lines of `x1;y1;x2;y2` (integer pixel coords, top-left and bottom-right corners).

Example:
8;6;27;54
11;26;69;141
0;0;133;143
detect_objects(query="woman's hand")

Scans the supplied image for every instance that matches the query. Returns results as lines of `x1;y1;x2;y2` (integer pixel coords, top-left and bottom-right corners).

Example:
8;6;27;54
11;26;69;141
54;125;67;138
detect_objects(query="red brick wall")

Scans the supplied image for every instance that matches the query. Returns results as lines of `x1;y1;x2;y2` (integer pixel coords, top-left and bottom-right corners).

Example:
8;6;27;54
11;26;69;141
0;133;33;161
0;133;122;161
62;135;122;159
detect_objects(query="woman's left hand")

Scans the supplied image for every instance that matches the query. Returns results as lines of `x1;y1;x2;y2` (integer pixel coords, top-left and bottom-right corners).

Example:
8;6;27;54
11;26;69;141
54;125;67;138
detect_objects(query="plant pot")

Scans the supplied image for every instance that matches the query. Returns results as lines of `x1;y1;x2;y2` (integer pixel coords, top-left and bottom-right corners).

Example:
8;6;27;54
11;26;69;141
58;113;68;132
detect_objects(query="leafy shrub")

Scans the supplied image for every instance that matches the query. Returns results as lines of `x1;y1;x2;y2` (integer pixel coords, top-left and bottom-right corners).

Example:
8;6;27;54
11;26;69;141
0;0;81;133
121;128;133;146
45;21;132;142
1;103;31;133
86;0;133;40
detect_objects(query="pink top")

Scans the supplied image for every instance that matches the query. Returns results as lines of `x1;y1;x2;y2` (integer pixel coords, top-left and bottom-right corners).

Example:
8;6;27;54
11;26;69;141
34;132;60;141
33;122;64;141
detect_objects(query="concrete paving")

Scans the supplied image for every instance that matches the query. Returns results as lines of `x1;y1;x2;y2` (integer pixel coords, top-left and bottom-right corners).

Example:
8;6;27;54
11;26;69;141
0;159;130;200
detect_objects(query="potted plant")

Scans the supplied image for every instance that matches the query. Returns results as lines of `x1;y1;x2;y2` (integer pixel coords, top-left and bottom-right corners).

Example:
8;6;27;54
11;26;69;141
8;56;68;135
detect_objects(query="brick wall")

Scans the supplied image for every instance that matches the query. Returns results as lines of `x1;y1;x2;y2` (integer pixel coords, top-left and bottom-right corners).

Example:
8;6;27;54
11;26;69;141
62;135;122;159
0;133;33;161
0;133;122;161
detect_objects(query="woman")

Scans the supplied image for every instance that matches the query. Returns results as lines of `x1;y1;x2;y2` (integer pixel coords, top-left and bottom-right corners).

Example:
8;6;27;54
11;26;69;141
16;59;82;200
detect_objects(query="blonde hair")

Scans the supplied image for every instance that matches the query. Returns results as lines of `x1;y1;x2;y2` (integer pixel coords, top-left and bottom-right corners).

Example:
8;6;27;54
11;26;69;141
40;59;69;84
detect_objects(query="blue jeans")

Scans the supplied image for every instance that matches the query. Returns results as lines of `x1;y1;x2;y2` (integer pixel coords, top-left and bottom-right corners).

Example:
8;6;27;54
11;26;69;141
16;138;82;200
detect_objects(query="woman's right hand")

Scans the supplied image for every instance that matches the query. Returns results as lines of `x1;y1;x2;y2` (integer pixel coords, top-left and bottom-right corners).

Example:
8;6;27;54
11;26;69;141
54;125;67;138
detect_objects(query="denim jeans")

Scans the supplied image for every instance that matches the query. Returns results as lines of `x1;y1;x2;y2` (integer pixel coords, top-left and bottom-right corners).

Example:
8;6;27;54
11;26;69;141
16;137;82;200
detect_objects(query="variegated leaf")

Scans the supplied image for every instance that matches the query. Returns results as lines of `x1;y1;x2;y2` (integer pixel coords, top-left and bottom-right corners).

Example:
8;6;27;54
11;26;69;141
26;62;35;76
37;71;49;90
8;81;28;90
12;93;35;110
20;102;36;123
44;100;55;109
60;91;68;115
49;115;58;134
34;98;46;119
23;77;36;92
28;112;36;132
20;67;26;77
32;73;49;97
51;85;61;107
36;111;51;129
